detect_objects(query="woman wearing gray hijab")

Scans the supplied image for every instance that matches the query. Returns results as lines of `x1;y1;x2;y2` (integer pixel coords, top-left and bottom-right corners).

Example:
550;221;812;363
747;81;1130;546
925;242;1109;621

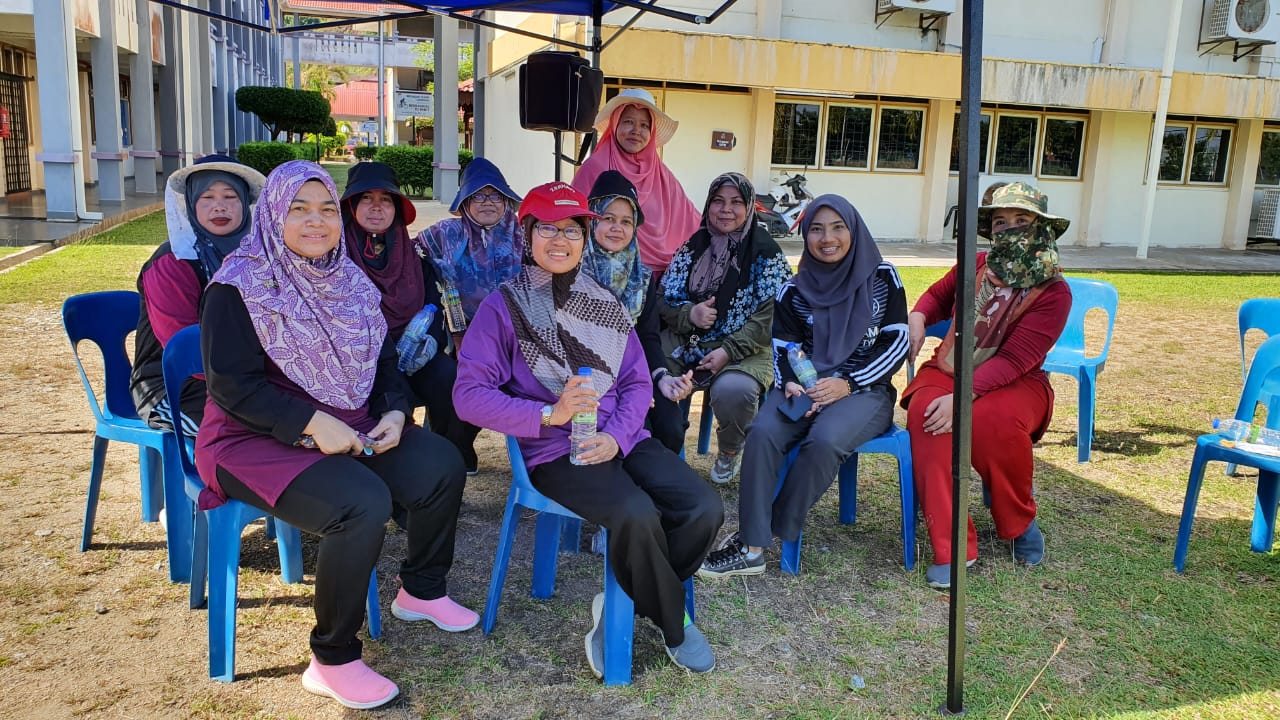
698;195;909;578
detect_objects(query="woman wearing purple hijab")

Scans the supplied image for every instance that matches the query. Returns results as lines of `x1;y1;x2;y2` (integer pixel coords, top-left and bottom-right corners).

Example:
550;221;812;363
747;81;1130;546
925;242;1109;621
195;161;477;710
698;195;909;579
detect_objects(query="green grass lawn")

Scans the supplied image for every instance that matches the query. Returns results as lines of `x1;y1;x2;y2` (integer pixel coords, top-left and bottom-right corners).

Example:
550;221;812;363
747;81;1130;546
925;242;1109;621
5;234;1280;718
0;246;24;259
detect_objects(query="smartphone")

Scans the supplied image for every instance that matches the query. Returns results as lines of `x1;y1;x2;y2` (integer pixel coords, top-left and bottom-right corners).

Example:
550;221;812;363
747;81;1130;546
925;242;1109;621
691;367;715;389
778;393;814;422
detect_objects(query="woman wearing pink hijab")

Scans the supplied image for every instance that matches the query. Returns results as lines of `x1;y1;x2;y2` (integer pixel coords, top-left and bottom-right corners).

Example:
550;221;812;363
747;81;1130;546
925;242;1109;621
573;88;702;273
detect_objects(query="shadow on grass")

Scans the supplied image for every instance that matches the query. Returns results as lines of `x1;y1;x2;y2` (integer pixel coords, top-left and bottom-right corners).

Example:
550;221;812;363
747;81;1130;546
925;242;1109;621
234;659;309;682
1037;421;1202;458
84;540;165;552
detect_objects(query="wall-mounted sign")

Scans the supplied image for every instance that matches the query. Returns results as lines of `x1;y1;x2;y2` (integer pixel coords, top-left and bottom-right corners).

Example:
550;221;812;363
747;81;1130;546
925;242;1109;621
711;130;736;151
395;90;434;120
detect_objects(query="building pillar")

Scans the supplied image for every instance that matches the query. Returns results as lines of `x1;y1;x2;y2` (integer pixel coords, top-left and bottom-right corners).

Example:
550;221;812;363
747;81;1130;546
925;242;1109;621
132;0;160;193
158;7;183;175
1077;110;1113;247
473;14;488;156
196;0;213;156
209;0;228;154
744;87;775;193
1224;118;1264;250
91;0;126;202
920;98;956;242
755;0;782;38
32;0;89;221
433;16;460;205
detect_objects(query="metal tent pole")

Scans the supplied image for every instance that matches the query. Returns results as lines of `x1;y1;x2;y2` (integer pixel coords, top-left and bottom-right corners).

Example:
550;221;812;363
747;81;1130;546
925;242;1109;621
943;0;983;715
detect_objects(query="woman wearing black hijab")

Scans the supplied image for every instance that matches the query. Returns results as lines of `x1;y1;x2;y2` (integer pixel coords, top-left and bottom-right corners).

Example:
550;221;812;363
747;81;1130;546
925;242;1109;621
698;195;909;578
341;161;479;474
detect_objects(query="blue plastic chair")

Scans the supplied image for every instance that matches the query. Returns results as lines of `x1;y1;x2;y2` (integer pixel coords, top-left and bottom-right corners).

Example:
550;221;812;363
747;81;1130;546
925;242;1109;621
481;436;695;686
1174;334;1280;573
774;424;916;574
1227;299;1280;475
677;389;715;456
1042;277;1118;463
162;325;380;681
62;291;192;582
906;319;952;383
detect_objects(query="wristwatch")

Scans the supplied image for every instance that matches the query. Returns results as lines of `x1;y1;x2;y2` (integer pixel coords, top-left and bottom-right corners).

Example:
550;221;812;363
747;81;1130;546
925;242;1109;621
541;404;554;427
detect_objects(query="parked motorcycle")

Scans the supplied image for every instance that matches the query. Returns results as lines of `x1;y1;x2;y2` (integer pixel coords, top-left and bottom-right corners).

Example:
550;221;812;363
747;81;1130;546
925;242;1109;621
755;172;814;238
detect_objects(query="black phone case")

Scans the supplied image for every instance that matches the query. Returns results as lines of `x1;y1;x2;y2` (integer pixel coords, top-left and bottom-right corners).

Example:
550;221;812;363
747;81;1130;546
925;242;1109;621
778;394;814;422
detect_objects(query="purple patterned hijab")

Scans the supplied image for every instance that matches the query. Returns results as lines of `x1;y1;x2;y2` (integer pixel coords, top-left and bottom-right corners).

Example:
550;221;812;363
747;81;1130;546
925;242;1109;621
211;160;387;410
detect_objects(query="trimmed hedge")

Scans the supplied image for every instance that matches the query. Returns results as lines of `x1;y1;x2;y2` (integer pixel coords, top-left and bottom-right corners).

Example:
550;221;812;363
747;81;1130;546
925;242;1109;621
236;141;302;176
353;146;378;161
375;145;433;197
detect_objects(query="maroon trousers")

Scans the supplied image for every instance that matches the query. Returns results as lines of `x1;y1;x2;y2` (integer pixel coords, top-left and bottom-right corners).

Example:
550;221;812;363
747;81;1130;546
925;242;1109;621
906;366;1051;565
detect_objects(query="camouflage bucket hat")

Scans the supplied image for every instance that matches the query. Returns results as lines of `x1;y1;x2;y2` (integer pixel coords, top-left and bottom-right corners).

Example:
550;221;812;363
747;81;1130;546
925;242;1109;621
977;181;1070;239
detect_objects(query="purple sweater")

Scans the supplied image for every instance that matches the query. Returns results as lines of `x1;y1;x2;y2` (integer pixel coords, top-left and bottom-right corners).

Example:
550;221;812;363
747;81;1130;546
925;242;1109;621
453;292;653;469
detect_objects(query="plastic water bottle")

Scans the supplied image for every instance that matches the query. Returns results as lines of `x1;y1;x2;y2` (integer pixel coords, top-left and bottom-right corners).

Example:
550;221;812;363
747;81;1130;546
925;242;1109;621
1213;418;1280;447
443;283;468;335
395;304;438;375
787;343;818;390
570;367;597;466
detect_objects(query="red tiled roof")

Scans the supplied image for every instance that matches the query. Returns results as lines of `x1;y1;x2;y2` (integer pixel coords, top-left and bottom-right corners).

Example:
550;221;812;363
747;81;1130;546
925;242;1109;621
330;79;380;118
280;1;397;17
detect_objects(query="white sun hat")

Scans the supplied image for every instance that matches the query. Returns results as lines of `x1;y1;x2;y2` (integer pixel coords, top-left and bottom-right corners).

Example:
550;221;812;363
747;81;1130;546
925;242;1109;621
593;88;679;148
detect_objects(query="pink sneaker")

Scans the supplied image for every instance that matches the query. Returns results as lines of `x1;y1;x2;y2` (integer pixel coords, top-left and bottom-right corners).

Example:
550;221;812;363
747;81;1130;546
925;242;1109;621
390;589;479;632
301;657;398;710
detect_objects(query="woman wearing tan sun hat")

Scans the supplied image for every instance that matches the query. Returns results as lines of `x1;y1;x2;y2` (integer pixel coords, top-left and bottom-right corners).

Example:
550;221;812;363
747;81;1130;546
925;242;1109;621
573;88;702;273
903;181;1072;591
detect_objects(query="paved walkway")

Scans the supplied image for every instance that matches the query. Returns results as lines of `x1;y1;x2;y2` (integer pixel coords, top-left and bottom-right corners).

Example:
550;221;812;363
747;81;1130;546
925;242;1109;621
4;193;1280;274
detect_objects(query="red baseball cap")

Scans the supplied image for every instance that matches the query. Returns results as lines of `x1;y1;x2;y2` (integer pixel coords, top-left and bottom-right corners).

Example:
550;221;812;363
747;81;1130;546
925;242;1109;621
517;182;599;225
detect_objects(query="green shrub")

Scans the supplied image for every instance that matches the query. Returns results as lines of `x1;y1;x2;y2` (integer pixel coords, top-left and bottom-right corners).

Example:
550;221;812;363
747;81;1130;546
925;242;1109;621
459;148;473;174
235;86;332;139
353;146;378;161
375;144;433;196
236;141;302;176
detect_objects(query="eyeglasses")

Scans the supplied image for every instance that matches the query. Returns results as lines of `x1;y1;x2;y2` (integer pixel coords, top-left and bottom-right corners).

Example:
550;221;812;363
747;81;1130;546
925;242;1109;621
533;223;585;241
469;192;505;205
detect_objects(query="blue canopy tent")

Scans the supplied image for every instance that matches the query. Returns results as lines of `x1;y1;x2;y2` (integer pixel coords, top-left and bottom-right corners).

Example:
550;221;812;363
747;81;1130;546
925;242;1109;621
148;0;986;713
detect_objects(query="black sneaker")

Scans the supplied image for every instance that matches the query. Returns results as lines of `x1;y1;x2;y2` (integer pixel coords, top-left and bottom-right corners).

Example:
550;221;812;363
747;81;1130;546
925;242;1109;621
697;545;765;579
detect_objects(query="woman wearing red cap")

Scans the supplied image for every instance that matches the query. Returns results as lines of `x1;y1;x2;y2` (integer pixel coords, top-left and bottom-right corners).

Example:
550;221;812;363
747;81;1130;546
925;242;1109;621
454;181;724;679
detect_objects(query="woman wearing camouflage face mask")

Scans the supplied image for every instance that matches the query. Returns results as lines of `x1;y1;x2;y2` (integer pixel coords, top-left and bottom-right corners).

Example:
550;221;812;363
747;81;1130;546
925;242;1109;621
902;182;1072;590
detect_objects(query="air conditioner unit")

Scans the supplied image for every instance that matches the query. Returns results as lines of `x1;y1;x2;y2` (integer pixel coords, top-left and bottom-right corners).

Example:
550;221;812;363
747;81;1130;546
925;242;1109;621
877;0;957;14
1204;0;1280;44
1254;188;1280;238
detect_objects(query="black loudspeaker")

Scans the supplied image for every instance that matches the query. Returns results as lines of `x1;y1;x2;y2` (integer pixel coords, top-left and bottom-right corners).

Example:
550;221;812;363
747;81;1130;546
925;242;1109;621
519;51;604;133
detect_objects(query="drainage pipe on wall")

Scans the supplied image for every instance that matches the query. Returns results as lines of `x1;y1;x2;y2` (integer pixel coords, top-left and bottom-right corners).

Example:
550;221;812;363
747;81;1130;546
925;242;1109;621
1136;0;1184;259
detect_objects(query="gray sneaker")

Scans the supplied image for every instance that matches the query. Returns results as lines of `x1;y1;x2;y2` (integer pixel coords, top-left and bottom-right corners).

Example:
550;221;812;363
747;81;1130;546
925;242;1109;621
584;592;605;680
666;623;716;673
710;451;743;484
925;559;976;590
697;544;765;578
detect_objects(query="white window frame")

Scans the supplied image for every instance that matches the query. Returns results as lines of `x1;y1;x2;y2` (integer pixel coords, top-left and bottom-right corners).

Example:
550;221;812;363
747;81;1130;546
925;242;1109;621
1157;121;1234;186
948;110;993;175
822;101;876;171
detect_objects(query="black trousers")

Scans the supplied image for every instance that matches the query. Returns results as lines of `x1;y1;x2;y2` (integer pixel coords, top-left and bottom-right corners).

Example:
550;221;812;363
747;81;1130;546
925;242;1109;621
646;383;689;455
530;438;724;647
405;351;481;469
217;426;466;665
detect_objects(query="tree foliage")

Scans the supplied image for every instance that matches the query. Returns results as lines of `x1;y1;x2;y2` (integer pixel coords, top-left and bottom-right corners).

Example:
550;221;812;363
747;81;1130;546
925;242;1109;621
235;86;333;140
411;42;474;93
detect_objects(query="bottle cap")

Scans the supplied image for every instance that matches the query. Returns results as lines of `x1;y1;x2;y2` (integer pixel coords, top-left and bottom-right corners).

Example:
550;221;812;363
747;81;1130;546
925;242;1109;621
786;342;798;351
1212;418;1222;429
577;367;593;376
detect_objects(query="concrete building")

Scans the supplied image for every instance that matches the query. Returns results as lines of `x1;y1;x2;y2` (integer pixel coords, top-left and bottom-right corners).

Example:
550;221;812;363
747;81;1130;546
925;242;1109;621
0;0;278;221
482;0;1280;250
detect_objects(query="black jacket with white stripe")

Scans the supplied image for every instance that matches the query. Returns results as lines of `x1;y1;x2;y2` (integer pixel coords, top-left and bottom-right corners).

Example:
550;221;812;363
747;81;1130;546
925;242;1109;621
771;262;909;394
